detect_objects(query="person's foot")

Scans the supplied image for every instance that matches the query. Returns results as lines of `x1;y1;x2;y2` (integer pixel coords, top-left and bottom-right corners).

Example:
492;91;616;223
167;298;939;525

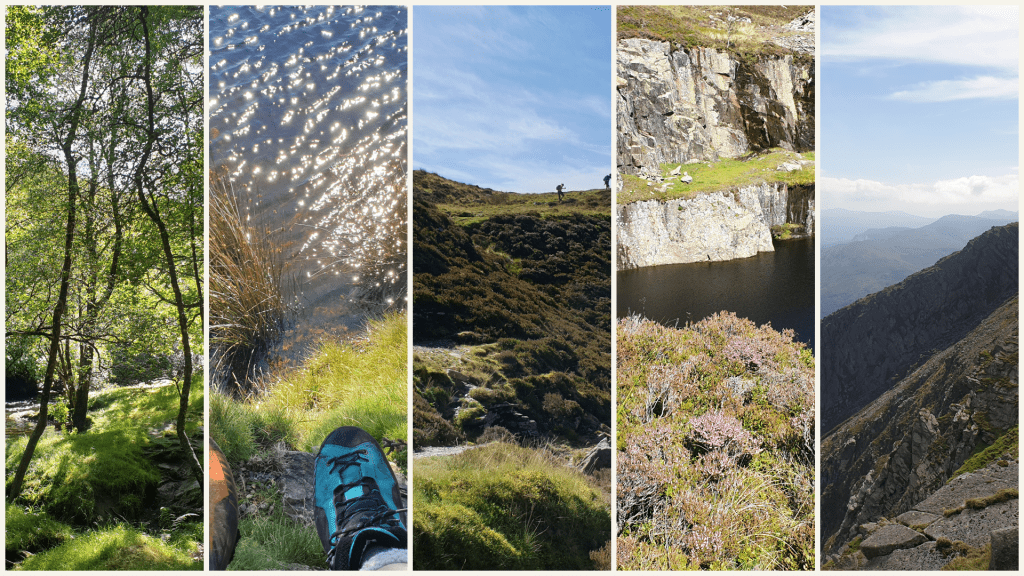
314;427;407;570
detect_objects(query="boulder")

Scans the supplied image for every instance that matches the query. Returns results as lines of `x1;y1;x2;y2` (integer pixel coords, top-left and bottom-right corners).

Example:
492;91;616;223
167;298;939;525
989;526;1018;570
859;524;927;559
895;510;940;528
278;450;315;525
579;437;612;475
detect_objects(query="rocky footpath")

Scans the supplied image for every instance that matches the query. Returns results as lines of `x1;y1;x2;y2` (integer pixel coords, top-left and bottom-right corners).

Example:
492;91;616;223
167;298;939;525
616;38;813;177
616;180;812;269
825;459;1018;570
821;223;1019;434
821;291;1018;557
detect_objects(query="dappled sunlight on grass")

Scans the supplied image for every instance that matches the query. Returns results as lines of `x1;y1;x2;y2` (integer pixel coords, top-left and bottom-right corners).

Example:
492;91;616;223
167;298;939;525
15;523;200;571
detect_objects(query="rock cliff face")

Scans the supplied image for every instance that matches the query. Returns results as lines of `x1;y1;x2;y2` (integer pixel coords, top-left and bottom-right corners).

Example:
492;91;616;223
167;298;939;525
617;39;813;176
821;223;1019;434
617;181;813;270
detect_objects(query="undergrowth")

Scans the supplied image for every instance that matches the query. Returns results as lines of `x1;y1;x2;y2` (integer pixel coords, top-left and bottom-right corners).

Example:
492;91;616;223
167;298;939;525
616;313;815;570
413;442;610;570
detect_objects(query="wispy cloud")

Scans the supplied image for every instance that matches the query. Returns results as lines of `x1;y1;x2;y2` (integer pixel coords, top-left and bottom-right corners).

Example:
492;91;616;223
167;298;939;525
822;173;1020;213
889;76;1019;102
824;6;1018;71
825;6;1018;102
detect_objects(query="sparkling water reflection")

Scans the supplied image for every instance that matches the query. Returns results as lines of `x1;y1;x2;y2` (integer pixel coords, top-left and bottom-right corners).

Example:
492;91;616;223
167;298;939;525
210;5;407;375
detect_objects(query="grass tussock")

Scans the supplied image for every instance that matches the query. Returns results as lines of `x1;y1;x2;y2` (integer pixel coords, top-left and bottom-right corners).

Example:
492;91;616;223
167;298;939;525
210;311;407;466
944;487;1019;517
228;495;324;570
413;442;610;570
941;542;990;570
209;169;287;390
616;313;815;570
618;149;814;205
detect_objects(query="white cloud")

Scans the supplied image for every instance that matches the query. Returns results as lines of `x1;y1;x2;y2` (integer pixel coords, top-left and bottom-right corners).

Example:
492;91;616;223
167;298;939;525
822;173;1020;216
824;6;1019;72
889;75;1019;102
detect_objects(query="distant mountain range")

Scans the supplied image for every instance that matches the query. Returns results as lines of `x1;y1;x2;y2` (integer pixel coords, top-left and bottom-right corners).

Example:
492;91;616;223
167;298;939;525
821;209;1018;318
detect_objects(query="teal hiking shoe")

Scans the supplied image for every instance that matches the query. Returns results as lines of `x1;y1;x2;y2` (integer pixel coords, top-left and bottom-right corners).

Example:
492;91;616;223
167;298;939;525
314;426;407;570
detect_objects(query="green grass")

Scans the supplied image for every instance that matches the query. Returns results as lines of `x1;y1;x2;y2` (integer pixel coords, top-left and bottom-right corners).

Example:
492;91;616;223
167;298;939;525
228;496;324;570
941;542;990;570
13;523;200;570
5;380;203;525
5;506;75;560
949;426;1018;481
211;311;408;469
618;149;814;205
413;442;610;570
617;5;812;63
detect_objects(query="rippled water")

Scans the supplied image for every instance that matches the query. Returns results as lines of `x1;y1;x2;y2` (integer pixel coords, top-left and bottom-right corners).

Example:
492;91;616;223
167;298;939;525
209;6;407;371
617;238;815;350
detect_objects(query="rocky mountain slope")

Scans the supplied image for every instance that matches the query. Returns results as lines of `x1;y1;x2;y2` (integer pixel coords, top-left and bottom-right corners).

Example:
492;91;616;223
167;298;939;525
822;213;1019;317
821;223;1018;434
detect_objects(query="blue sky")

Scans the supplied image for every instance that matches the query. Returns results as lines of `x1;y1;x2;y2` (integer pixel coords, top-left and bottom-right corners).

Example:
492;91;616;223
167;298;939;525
413;6;611;193
821;6;1019;217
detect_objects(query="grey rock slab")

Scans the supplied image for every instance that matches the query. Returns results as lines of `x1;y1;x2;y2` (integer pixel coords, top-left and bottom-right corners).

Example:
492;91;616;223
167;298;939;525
862;541;947;571
924;499;1018;548
914;466;1016;516
896;510;941;528
989;525;1019;570
860;524;928;559
278;450;316;525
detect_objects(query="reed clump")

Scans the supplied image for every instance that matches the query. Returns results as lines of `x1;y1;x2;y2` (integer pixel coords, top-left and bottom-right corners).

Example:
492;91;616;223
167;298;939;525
209;169;286;394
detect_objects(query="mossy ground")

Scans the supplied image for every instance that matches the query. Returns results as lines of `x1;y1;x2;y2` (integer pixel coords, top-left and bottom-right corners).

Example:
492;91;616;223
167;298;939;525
617;5;812;63
616;313;815;570
5;381;204;570
618;148;814;205
209;312;407;570
413;442;610;570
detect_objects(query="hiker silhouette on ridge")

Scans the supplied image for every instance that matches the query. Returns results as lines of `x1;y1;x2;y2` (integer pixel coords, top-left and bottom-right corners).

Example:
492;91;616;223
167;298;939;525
556;183;564;203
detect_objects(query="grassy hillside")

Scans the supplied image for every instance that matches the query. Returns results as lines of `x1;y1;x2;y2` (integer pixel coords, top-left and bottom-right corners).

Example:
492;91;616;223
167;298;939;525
617;313;815;570
618;5;812;62
413;171;611;447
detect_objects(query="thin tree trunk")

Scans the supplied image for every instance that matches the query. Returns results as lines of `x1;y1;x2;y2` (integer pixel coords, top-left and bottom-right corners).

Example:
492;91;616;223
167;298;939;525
135;6;203;486
9;15;98;500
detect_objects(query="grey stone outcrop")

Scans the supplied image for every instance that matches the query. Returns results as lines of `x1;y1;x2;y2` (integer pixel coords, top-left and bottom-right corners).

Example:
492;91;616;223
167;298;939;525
859;524;927;559
989;526;1018;570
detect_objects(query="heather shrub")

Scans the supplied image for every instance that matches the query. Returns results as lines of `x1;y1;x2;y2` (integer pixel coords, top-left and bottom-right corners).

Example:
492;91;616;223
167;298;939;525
617;313;814;570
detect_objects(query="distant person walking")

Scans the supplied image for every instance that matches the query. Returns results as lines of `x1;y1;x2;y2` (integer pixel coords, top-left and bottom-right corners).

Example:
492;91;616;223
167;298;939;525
603;174;611;191
556;183;564;203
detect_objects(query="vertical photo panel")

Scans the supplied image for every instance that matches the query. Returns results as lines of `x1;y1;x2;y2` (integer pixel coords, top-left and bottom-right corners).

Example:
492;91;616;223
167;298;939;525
206;5;408;571
614;5;816;571
410;5;613;570
819;6;1019;571
5;5;205;570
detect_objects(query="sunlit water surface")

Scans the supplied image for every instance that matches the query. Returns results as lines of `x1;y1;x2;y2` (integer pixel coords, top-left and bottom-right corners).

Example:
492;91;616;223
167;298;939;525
209;5;407;378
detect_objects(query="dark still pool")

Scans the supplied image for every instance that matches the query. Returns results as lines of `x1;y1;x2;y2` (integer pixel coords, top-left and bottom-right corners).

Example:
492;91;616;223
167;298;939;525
617;238;815;349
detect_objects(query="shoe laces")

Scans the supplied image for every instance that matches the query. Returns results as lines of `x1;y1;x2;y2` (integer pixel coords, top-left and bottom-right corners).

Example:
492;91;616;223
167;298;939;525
324;449;407;563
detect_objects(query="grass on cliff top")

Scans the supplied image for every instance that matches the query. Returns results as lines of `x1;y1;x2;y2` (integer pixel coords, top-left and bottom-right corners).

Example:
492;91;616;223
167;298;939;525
617;5;811;62
210;311;407;469
618;148;814;205
413;441;610;570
